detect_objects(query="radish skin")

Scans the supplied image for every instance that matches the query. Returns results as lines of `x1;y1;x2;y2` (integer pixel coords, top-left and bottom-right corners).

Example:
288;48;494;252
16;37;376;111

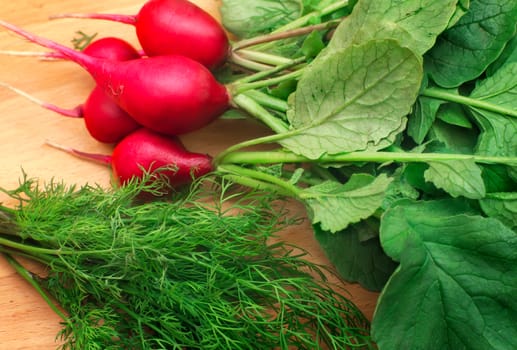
0;20;230;136
51;0;230;70
82;37;141;61
47;129;214;187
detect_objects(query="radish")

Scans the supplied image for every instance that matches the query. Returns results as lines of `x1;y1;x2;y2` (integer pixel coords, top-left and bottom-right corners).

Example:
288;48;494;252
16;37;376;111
51;0;230;70
81;36;142;61
0;83;140;143
0;36;143;143
47;128;214;187
0;20;231;136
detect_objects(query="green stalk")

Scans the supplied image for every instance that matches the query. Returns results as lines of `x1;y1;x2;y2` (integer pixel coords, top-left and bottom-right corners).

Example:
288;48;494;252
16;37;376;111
220;174;294;196
422;87;517;118
0;245;50;265
231;56;306;85
232;20;342;51
233;69;304;95
0;236;127;258
231;93;289;133
219;150;517;166
242;90;289;112
3;253;68;321
274;1;349;33
236;49;295;66
228;52;273;71
218;165;303;198
0;236;64;256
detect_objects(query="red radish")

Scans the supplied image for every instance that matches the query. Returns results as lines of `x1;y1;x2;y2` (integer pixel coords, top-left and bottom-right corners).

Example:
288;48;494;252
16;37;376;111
82;36;142;61
50;0;230;70
0;20;230;136
0;37;143;143
81;86;141;143
0;82;140;143
47;128;214;187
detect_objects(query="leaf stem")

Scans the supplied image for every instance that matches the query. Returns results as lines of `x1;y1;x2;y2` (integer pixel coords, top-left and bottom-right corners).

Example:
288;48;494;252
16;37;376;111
236;49;295;66
231;56;306;85
219;150;517;166
232;20;342;51
242;90;288;112
217;165;303;198
231;93;289;133
233;70;304;95
421;87;517;118
228;52;273;71
276;1;349;32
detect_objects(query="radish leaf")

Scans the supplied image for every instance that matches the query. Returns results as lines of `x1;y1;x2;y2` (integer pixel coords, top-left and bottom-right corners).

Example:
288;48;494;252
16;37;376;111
469;62;517;156
424;160;486;199
374;200;517;349
408;96;444;144
327;0;459;55
425;0;517;88
479;192;517;230
314;220;398;292
301;173;392;233
280;39;422;159
220;0;302;38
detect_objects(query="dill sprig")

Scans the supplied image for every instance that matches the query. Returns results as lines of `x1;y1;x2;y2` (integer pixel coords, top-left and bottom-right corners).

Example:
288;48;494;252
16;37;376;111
0;175;373;349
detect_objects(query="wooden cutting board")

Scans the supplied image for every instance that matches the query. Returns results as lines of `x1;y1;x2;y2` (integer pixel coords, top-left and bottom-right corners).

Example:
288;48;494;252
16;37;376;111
0;1;379;348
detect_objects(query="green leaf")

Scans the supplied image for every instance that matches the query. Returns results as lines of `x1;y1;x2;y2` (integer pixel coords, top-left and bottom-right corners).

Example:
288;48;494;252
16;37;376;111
479;192;517;230
381;171;420;210
375;200;517;350
425;0;517;87
470;62;517;110
379;198;478;259
472;111;517;157
487;34;517;76
314;220;398;292
446;0;470;29
301;173;393;233
280;39;422;159
408;96;444;144
327;0;458;55
436;103;472;129
466;62;517;157
482;164;517;193
427;119;478;154
402;163;438;195
299;31;326;59
424;159;486;199
220;0;303;38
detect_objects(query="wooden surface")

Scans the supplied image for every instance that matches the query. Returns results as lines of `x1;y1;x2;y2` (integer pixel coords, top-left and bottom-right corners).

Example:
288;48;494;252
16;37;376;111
0;1;379;348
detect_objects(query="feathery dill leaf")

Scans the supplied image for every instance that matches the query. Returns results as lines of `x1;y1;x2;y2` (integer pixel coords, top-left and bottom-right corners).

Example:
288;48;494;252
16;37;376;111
0;175;372;349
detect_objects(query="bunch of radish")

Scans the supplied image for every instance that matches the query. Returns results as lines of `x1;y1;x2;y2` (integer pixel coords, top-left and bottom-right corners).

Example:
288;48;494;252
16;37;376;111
0;0;235;190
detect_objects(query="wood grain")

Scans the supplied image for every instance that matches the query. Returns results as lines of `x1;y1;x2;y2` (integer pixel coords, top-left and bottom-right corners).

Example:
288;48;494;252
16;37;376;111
0;1;379;348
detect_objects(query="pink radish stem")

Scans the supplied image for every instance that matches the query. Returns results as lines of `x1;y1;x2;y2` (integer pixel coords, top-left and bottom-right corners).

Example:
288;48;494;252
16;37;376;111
45;140;112;165
50;13;136;25
0;20;96;69
0;82;82;117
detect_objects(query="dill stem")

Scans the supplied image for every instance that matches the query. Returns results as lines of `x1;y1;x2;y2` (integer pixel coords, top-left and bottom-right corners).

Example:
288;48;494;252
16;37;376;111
0;236;63;256
3;253;68;321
